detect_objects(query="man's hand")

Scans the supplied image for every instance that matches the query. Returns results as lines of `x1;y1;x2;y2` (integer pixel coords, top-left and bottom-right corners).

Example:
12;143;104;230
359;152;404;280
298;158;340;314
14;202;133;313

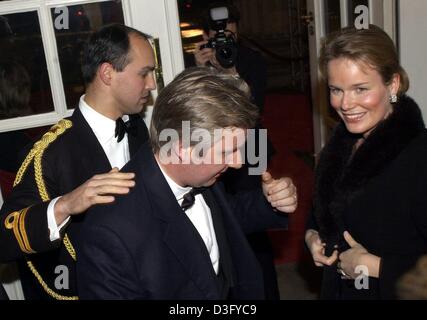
194;40;214;66
194;41;239;75
261;171;297;213
54;168;135;225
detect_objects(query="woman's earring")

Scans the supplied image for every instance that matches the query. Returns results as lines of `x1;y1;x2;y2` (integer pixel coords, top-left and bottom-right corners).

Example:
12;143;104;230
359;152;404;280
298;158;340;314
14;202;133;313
390;94;398;103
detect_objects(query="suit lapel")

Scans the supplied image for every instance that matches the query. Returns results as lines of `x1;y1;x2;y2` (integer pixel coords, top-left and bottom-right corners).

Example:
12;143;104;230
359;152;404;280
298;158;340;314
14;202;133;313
70;108;111;174
127;114;150;157
136;145;220;299
71;110;149;173
210;184;264;297
162;218;220;299
203;189;234;288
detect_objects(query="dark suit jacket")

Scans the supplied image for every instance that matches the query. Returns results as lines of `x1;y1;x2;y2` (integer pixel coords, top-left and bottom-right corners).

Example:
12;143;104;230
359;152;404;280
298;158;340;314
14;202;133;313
76;143;288;299
0;107;149;299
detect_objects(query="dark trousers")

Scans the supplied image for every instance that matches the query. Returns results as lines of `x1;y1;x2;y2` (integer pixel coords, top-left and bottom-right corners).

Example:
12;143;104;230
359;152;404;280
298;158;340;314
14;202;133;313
247;232;280;300
0;284;9;300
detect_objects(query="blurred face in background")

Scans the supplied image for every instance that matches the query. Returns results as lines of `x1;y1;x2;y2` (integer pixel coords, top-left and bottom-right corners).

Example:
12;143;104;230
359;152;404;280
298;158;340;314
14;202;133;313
206;22;238;39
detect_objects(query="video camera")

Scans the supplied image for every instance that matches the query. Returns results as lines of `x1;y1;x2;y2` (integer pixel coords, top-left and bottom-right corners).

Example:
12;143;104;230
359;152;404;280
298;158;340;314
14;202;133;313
199;7;238;69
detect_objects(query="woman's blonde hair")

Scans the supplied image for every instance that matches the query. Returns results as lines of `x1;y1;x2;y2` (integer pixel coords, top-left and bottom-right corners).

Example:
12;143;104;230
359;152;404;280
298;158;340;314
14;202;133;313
319;25;409;96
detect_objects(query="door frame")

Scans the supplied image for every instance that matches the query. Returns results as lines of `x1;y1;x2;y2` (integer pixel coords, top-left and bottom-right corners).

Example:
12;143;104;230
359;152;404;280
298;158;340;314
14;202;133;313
126;0;184;126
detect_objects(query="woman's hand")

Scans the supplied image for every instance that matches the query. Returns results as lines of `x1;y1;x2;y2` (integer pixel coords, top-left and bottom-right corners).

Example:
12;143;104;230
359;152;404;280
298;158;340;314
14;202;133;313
338;231;381;279
305;229;338;267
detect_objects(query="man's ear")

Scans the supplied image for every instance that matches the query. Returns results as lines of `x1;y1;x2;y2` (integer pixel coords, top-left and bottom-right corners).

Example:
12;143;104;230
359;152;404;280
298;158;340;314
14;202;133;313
98;62;114;86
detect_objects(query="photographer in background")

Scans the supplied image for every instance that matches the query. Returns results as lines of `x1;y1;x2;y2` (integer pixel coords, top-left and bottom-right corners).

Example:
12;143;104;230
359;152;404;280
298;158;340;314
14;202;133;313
192;3;281;300
193;3;266;113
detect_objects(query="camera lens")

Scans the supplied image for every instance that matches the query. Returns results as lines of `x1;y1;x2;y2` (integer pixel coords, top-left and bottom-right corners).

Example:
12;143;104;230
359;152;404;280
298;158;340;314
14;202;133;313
215;44;237;69
218;47;233;59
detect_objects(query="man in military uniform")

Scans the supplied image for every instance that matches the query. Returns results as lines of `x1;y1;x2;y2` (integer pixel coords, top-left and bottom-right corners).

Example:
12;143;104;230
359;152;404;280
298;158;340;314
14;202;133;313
0;23;156;299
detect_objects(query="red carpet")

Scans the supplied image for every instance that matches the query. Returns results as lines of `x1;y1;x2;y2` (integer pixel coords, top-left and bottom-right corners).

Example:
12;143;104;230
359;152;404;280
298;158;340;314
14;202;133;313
262;93;315;264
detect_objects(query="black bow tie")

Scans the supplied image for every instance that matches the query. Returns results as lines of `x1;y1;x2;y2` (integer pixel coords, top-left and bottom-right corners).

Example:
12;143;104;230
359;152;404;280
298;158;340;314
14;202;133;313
115;117;137;142
180;187;206;211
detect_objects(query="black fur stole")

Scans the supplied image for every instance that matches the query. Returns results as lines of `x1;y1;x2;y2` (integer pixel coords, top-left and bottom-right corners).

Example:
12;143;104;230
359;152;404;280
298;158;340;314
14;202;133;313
313;95;425;246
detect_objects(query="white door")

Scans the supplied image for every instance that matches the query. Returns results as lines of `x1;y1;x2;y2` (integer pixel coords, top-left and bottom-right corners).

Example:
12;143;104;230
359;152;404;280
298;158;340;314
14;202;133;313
305;0;397;156
126;0;185;126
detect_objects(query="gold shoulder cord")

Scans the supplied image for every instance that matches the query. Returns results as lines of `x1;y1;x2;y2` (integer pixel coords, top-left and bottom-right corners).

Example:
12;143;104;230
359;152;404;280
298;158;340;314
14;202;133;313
12;119;78;300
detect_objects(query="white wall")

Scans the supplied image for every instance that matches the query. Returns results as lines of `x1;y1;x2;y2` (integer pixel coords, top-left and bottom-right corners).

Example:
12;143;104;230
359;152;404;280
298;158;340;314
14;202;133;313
126;0;185;127
399;0;427;120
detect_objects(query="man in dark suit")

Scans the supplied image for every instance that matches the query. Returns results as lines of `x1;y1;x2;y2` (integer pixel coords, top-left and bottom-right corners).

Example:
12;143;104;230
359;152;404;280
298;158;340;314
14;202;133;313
76;67;297;299
0;24;156;299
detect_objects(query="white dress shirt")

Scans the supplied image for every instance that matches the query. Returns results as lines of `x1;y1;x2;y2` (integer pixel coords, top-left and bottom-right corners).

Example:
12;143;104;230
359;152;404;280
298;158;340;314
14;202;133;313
47;95;131;241
79;95;130;169
157;162;220;274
